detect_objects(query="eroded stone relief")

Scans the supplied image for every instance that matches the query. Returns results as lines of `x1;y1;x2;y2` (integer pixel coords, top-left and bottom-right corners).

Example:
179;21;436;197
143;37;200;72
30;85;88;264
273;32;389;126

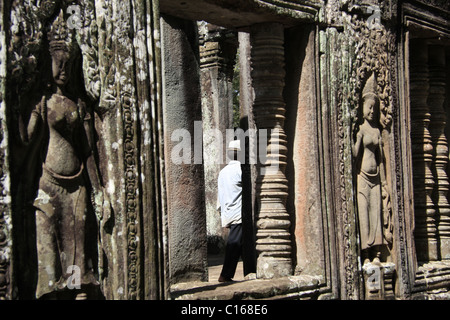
1;0;450;301
16;9;109;300
353;73;392;264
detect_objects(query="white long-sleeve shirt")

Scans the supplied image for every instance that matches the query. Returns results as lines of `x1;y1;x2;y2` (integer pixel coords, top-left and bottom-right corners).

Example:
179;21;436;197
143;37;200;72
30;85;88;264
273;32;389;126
217;160;242;228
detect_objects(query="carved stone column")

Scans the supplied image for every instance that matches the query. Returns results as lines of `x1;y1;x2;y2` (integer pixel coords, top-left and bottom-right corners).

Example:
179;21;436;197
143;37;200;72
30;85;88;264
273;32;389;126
428;45;450;260
251;23;292;278
410;39;438;261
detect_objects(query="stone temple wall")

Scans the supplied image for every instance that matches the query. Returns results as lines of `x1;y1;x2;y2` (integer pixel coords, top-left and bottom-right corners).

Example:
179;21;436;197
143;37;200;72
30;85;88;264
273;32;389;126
0;0;449;300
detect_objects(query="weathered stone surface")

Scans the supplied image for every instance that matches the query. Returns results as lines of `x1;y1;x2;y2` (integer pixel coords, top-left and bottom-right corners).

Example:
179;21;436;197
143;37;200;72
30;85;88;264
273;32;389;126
2;0;450;301
284;25;325;277
171;275;321;300
428;45;450;260
198;23;237;254
161;14;208;285
0;0;10;301
160;0;321;29
251;22;292;279
6;0;165;300
410;38;439;262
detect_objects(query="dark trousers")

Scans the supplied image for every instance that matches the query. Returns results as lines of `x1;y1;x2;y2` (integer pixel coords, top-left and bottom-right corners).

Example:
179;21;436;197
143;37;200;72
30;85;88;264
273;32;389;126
220;223;242;280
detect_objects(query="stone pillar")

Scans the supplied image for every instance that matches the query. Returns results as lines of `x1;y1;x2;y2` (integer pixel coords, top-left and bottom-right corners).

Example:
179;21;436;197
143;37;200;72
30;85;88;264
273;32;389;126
410;39;438;262
428;45;450;260
250;23;292;278
198;23;237;253
239;31;257;276
239;32;254;122
161;15;208;283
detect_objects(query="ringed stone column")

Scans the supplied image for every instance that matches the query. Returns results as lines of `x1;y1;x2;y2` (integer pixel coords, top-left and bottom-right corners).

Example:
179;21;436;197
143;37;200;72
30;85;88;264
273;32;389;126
250;23;292;278
410;39;438;262
428;45;450;260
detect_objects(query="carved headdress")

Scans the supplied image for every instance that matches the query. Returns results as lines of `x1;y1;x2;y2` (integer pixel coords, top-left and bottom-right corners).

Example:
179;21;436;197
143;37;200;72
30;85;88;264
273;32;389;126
47;9;76;56
362;73;378;102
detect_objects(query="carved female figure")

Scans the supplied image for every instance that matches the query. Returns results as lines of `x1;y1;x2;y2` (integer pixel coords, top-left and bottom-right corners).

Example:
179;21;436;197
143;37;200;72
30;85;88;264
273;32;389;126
353;74;391;264
21;13;108;299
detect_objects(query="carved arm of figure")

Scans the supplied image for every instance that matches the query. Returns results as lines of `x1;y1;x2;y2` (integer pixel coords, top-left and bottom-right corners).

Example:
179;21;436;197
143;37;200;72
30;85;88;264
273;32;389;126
79;99;112;223
353;130;363;160
378;134;393;244
378;136;388;190
18;96;47;145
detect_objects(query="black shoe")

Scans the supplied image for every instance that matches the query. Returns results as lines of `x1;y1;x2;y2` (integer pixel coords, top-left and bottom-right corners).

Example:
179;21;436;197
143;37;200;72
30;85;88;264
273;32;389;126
218;275;233;282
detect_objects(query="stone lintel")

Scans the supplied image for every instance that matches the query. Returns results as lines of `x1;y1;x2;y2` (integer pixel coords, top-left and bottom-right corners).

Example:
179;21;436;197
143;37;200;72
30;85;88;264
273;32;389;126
160;0;320;30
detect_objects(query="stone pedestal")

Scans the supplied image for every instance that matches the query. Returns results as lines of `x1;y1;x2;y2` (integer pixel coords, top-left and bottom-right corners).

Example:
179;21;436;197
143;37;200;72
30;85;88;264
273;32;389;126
362;262;395;300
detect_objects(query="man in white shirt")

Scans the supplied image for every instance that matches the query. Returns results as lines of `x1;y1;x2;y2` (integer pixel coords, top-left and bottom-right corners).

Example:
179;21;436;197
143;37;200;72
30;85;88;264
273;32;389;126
217;140;243;282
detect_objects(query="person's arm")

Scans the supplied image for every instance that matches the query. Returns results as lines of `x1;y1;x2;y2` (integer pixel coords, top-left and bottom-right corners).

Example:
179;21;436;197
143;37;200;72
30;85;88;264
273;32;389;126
216;195;221;213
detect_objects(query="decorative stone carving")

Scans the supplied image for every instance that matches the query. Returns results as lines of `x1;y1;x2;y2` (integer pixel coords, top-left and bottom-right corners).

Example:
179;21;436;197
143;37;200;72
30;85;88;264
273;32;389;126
5;0;167;300
323;26;360;299
344;5;398;298
353;73;393;264
251;23;292;279
1;0;448;302
18;10;108;299
349;16;394;134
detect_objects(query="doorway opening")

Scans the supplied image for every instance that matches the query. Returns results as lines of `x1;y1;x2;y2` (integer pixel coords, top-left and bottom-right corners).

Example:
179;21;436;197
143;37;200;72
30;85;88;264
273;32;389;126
198;22;256;283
